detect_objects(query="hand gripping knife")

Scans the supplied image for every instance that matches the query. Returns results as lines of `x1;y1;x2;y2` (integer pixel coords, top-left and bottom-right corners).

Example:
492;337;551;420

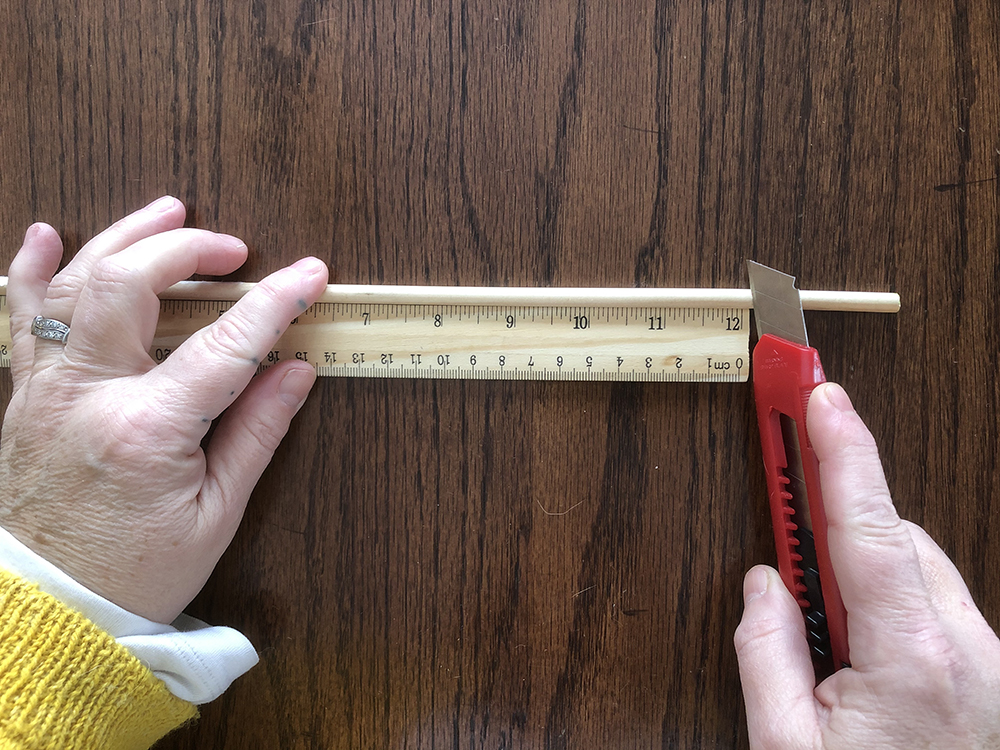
748;261;850;680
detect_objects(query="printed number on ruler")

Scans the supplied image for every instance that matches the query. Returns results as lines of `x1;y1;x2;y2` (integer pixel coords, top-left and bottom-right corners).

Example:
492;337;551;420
0;294;7;370
0;295;747;382
148;300;749;382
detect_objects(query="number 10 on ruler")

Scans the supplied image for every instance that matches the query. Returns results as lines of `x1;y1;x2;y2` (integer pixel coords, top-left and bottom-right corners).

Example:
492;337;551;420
182;303;753;382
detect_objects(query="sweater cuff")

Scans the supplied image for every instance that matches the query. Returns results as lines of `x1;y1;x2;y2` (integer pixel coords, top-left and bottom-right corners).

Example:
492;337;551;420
0;569;197;749
0;526;258;704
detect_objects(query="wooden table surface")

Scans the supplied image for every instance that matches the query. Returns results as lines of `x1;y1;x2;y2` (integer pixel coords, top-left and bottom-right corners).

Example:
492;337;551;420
1;2;998;748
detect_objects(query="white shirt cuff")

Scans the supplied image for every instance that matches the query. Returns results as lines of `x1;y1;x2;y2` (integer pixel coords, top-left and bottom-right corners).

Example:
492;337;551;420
0;525;258;704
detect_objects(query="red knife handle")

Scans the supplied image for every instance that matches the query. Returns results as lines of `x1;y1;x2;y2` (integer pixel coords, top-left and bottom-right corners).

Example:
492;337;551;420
752;333;850;676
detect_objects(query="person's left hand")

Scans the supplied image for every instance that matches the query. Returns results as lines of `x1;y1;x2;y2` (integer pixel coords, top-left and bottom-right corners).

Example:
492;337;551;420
0;196;328;623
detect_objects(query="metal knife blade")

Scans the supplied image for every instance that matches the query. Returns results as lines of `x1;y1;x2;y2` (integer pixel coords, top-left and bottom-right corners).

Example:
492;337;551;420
747;261;809;347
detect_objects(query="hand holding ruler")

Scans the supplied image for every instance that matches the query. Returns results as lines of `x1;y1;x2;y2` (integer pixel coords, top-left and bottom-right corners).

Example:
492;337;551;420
0;276;899;382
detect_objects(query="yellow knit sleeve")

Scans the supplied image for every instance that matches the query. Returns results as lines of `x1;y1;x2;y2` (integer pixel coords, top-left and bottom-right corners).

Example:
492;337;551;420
0;568;197;750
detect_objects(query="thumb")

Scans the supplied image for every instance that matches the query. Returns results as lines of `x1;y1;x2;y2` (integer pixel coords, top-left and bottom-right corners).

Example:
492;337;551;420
734;565;820;750
199;361;317;535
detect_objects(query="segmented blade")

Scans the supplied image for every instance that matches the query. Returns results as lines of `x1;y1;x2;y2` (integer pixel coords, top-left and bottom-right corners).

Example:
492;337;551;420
747;261;808;346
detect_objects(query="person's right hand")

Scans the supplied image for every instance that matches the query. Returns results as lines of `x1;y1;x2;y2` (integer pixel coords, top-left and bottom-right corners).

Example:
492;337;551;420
735;382;1000;749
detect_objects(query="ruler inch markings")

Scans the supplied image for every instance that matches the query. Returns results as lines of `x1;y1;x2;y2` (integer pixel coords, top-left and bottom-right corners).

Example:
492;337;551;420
0;280;898;383
222;297;754;382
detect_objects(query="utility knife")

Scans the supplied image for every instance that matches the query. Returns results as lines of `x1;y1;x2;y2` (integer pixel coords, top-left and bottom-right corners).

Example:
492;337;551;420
748;260;850;679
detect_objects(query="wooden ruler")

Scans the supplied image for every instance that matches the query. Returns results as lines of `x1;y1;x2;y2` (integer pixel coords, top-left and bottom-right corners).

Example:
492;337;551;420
0;279;900;383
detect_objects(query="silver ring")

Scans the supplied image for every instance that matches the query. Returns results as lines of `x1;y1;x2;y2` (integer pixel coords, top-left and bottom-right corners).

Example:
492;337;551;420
31;315;71;344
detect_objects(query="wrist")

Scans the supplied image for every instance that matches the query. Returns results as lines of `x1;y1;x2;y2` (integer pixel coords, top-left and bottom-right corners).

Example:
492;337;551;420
0;524;258;703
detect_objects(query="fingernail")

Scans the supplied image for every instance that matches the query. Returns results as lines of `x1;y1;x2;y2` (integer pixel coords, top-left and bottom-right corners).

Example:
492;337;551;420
291;257;327;278
148;195;178;212
278;366;316;409
222;234;247;251
823;383;854;413
23;223;40;242
743;567;770;605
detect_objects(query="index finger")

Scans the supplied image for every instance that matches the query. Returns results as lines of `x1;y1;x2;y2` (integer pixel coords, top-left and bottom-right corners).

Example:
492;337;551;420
146;257;328;431
807;383;936;663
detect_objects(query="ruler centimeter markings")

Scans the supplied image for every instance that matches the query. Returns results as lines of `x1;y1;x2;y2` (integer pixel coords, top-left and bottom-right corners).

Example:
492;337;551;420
0;279;901;383
152;300;749;382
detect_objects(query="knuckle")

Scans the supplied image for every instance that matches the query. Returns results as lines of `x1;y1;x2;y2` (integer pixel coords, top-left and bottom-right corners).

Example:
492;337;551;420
101;211;149;246
886;624;966;708
43;270;88;309
734;615;789;656
252;274;293;312
104;398;177;454
910;628;962;676
92;218;130;249
243;409;289;455
828;488;901;537
203;315;258;363
841;419;881;454
826;407;880;451
89;256;141;292
99;414;163;472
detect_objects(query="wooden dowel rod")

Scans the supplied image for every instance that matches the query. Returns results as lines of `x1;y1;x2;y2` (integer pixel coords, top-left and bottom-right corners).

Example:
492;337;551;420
0;277;901;313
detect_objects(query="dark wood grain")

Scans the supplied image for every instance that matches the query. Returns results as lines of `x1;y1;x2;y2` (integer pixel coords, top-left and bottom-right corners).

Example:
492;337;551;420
1;1;998;748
